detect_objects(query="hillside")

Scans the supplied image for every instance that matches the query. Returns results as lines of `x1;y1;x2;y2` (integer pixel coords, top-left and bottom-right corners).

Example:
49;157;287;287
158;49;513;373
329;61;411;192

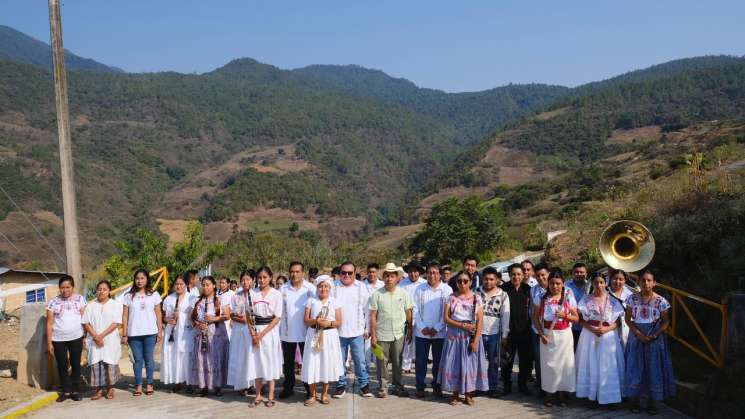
0;25;122;73
294;64;570;145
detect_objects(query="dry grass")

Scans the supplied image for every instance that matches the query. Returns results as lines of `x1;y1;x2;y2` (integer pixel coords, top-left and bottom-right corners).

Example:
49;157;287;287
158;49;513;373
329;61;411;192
606;125;662;145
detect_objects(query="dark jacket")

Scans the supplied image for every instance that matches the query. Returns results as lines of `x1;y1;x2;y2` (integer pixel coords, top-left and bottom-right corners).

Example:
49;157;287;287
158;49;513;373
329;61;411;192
501;281;532;336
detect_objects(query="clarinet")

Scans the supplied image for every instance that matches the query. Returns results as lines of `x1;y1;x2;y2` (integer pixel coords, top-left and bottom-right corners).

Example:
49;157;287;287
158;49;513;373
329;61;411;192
168;294;180;343
199;300;209;353
245;289;257;335
469;294;477;345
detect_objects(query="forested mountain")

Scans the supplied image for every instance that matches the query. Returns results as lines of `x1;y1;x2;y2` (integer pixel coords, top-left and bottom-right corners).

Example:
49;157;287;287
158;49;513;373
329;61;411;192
294;64;569;144
0;25;123;73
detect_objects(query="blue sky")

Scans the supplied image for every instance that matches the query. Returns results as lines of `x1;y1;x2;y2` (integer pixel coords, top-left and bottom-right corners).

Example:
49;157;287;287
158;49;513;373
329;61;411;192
3;0;744;92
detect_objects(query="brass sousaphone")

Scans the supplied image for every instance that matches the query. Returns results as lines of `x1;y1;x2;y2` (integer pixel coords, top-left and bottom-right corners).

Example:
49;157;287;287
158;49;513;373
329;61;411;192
599;220;655;273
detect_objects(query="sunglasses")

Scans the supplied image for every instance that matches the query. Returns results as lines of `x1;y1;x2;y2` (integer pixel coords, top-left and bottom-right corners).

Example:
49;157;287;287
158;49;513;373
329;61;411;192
457;279;471;284
341;271;355;276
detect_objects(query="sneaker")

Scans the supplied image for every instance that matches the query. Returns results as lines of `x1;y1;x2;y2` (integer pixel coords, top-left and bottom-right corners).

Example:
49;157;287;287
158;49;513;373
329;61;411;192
360;385;373;398
278;389;294;399
375;389;387;398
332;387;346;398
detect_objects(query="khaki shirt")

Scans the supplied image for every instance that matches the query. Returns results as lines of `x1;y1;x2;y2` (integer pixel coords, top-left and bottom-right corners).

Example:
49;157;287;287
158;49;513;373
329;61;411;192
369;286;413;341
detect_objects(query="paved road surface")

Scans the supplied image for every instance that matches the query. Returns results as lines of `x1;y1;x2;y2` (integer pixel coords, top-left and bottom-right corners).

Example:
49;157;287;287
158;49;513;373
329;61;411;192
28;366;686;419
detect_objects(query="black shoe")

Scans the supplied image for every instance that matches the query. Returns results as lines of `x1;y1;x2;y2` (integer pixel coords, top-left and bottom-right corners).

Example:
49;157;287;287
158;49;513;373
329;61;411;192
70;393;82;401
332;387;346;398
56;393;69;403
278;389;294;399
502;385;512;396
519;386;532;396
489;389;500;398
360;385;372;398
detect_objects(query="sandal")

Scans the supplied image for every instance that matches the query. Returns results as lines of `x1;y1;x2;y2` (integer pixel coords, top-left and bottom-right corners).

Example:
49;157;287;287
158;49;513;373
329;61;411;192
449;396;461;406
91;389;104;400
320;395;330;405
304;397;316;406
133;386;143;397
464;395;475;406
250;397;263;408
106;388;115;399
214;388;223;397
199;388;208;397
265;399;275;408
145;384;154;396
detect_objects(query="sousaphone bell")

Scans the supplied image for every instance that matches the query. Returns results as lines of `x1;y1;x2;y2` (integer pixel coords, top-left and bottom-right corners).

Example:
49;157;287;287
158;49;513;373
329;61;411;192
599;220;655;272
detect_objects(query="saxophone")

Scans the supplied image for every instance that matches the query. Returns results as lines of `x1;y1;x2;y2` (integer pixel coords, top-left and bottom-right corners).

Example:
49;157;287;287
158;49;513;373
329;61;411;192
312;305;330;352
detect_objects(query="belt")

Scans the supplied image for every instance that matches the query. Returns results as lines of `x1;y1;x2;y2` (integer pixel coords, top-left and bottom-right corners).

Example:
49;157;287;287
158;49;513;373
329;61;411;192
543;320;570;330
587;320;610;327
254;315;275;325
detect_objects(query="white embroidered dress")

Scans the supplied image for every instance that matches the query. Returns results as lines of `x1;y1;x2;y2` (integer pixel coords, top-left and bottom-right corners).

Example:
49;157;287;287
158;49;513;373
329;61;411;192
161;293;197;384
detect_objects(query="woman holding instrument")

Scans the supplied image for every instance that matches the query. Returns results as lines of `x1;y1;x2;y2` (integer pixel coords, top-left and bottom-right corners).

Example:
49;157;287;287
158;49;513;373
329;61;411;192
439;271;488;406
624;270;675;415
534;268;578;407
189;276;230;397
245;266;283;408
161;275;196;392
227;271;257;395
575;272;625;406
301;277;343;406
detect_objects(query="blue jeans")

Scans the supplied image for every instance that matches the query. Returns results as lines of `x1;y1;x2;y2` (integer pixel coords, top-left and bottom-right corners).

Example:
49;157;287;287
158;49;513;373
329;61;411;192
415;337;443;391
482;334;502;391
129;334;156;385
337;336;369;389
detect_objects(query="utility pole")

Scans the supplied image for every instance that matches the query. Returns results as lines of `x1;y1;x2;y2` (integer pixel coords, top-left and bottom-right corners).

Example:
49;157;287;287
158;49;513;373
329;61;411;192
48;0;83;282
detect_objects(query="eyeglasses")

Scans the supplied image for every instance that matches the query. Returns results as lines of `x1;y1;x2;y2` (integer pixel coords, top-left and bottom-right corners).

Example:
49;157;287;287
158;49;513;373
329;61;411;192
341;271;355;276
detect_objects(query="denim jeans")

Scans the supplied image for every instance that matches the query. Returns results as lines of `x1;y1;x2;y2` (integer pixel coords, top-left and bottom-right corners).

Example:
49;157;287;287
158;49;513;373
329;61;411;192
128;334;156;385
531;330;542;391
337;335;369;389
414;337;443;391
482;334;503;391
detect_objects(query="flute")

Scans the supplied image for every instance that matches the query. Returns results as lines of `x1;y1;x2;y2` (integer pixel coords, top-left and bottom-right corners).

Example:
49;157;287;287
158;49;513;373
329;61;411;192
168;295;180;343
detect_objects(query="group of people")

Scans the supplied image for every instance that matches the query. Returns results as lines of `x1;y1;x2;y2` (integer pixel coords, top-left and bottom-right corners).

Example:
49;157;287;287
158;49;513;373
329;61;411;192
45;257;675;414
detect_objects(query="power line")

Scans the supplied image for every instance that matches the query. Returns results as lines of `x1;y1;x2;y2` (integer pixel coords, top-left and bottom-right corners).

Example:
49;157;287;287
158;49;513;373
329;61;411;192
0;183;68;268
0;227;55;284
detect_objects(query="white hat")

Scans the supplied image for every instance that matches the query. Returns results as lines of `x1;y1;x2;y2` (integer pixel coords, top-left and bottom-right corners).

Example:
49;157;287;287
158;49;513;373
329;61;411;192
316;274;333;286
382;262;399;274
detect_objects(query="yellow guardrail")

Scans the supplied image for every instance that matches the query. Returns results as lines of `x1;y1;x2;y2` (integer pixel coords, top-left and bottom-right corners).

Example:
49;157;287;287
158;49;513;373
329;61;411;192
110;267;169;298
656;282;728;368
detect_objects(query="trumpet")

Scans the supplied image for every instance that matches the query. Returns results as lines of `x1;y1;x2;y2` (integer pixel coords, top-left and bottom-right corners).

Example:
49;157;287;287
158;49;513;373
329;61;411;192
312;305;330;352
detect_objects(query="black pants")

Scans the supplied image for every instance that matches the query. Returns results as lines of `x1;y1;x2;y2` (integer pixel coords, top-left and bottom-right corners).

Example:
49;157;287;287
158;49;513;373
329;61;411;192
52;337;83;394
281;341;309;393
501;332;532;388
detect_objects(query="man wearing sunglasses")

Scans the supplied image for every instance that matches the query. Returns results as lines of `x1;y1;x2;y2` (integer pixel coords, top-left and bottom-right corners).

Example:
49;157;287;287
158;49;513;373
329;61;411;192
333;261;373;398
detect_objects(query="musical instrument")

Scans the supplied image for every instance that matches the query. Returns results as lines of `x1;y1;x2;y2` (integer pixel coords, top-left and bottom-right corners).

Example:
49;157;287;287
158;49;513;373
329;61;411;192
599;220;655;273
168;294;180;343
312;305;330;352
198;301;209;353
245;289;257;335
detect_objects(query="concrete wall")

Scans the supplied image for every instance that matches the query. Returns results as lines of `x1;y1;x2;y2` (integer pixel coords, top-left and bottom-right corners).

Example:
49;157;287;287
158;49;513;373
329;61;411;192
17;302;57;390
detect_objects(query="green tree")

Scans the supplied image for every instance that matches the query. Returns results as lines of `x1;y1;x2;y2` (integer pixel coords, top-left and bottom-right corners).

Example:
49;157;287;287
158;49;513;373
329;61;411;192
410;196;508;263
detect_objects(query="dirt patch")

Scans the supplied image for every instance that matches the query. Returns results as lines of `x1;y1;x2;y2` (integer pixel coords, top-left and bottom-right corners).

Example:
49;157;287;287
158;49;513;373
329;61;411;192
32;211;63;227
532;106;571;121
417;186;491;214
367;224;424;251
607;125;661;145
0;319;45;412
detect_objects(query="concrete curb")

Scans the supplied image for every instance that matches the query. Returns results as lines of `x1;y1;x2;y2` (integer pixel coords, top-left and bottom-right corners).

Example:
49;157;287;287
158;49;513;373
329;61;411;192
0;392;57;419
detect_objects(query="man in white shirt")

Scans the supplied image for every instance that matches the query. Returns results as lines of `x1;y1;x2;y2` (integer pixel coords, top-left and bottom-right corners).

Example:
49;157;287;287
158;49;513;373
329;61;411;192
400;262;426;372
332;261;373;398
278;261;315;399
478;266;511;397
521;260;539;288
363;263;384;369
412;262;452;398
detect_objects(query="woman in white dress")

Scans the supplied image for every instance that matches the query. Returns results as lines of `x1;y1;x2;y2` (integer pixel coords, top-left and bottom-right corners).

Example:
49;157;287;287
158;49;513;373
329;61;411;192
161;276;196;392
575;272;625;406
609;269;634;347
218;276;235;340
82;280;122;400
301;278;343;406
533;269;578;407
227;271;255;394
246;266;283;408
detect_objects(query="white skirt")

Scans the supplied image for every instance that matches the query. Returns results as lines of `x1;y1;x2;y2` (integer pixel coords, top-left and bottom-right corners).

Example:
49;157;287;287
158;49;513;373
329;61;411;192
301;328;344;384
227;323;252;389
235;323;283;383
540;328;576;393
575;328;625;404
161;325;192;384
